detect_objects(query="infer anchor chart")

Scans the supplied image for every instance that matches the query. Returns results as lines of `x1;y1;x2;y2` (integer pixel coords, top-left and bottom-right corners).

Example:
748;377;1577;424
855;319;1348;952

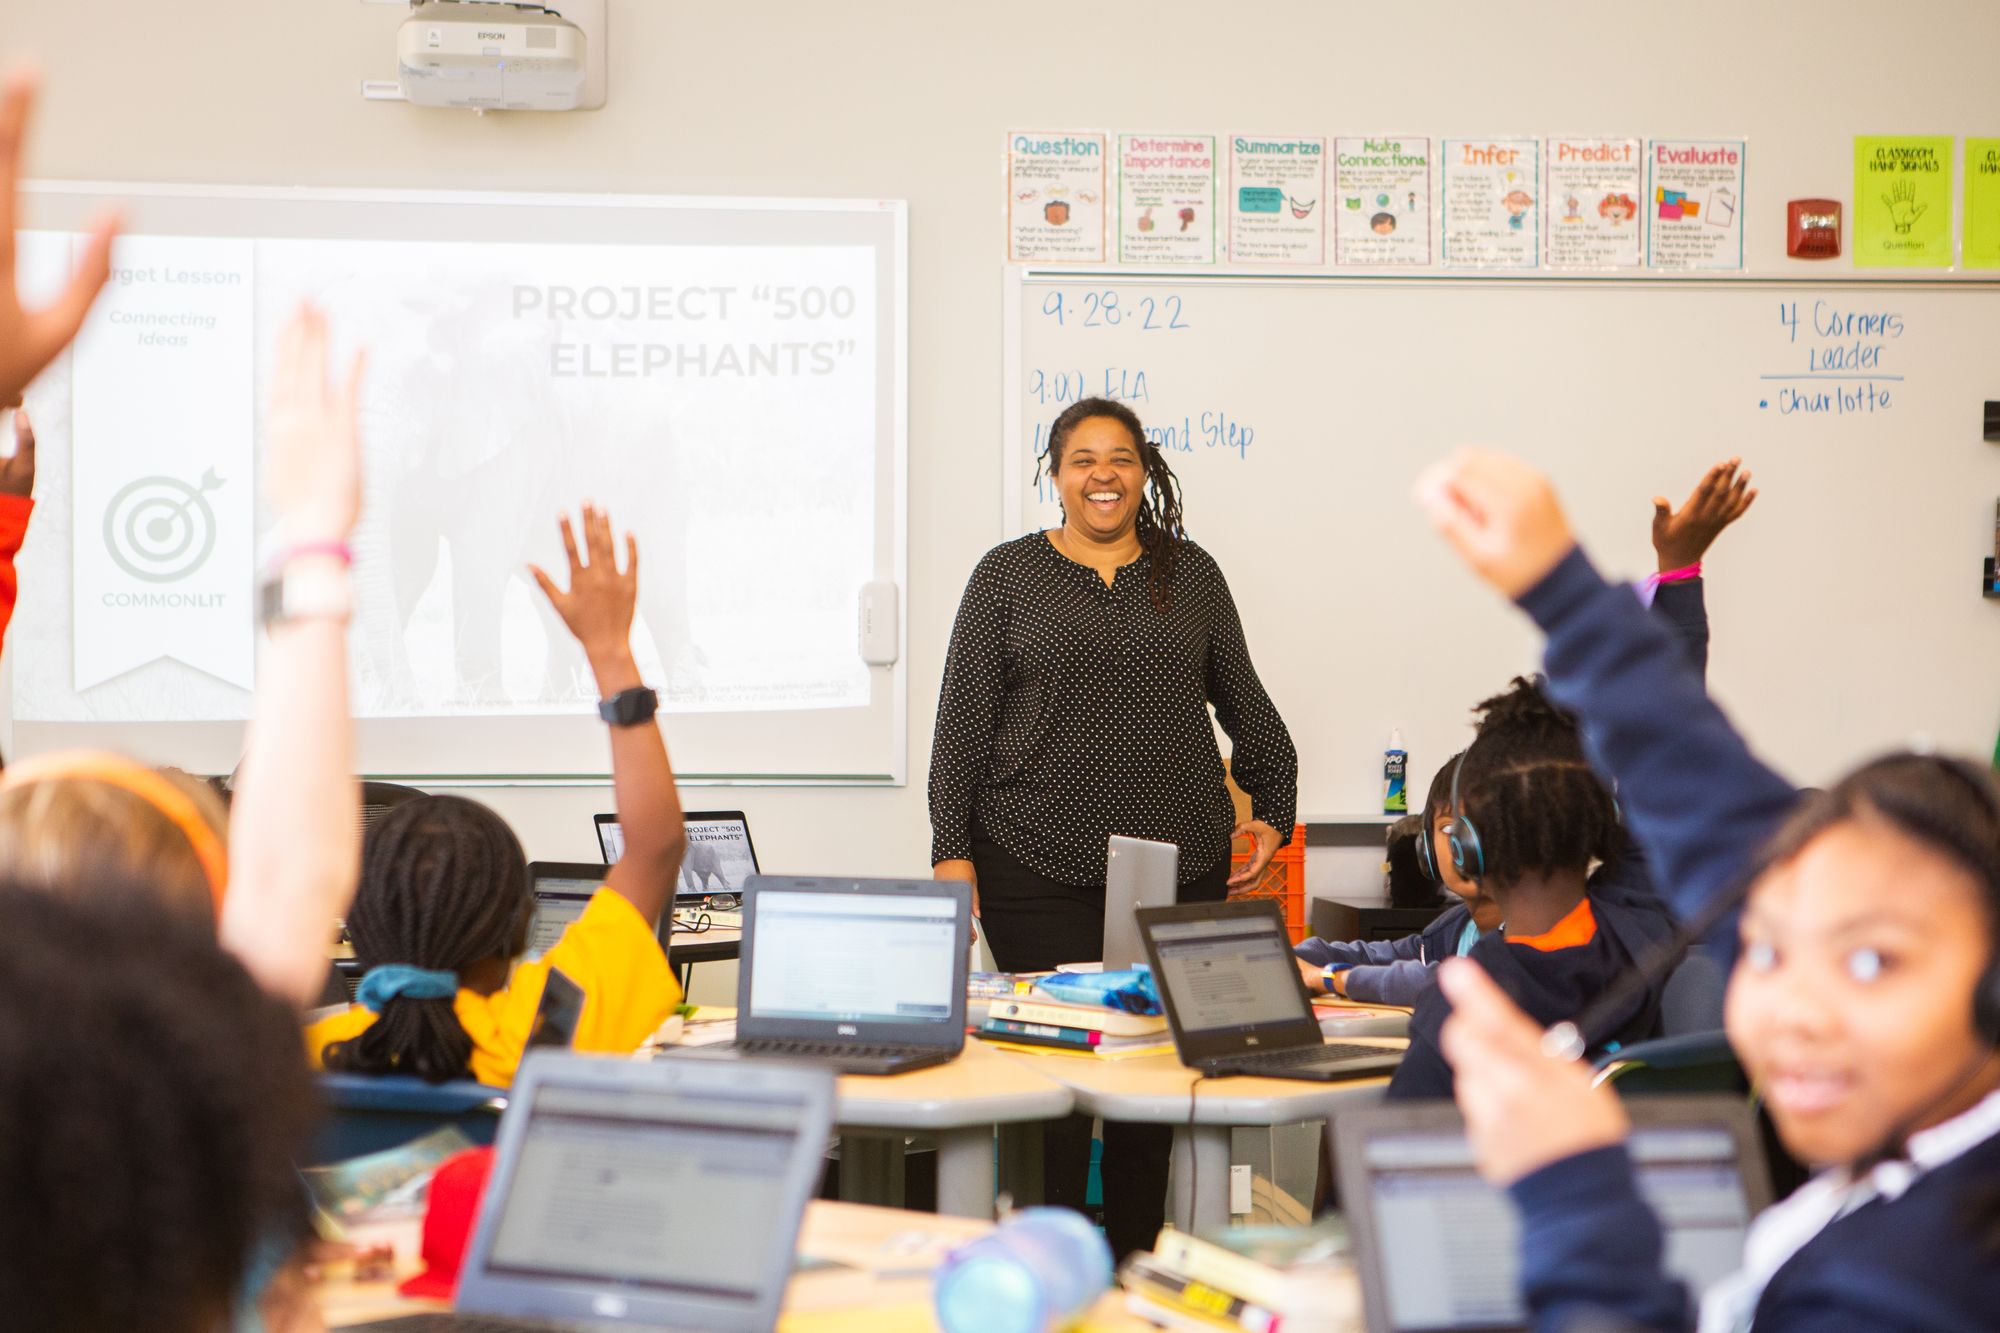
1761;297;1904;417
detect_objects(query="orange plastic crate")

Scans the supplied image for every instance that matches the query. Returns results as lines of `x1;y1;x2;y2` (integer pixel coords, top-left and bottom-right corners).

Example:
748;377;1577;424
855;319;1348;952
1227;824;1307;943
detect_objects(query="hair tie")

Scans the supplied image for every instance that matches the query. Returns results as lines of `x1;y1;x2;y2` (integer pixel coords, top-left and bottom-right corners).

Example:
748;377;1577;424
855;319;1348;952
356;965;459;1013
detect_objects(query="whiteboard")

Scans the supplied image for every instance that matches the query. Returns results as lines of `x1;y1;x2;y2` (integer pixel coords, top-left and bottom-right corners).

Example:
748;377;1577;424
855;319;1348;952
1007;270;2000;814
9;184;907;783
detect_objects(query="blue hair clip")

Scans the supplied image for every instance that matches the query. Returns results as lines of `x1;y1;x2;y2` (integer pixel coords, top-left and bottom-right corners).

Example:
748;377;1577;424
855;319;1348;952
356;964;458;1013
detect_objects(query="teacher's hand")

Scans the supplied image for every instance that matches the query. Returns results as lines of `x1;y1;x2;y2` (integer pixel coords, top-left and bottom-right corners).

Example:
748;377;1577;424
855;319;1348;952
933;859;979;943
1226;820;1283;888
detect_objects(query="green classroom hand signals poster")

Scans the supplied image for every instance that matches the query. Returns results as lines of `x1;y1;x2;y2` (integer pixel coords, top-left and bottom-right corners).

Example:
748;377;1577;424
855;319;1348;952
1964;139;2000;270
1853;135;1953;267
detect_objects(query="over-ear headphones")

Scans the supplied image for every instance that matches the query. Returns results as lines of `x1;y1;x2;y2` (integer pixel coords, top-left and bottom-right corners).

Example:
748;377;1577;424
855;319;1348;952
1415;743;1486;885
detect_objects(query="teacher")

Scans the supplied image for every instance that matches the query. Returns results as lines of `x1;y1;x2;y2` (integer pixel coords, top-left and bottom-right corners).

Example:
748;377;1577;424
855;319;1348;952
929;396;1297;1257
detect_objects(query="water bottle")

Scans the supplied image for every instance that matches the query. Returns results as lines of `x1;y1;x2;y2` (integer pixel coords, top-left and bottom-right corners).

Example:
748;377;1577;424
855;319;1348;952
933;1208;1113;1333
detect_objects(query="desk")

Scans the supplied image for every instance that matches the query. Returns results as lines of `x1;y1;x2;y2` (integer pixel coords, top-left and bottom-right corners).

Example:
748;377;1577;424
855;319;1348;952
831;1039;1073;1219
994;1039;1405;1235
322;1199;1150;1331
666;925;740;990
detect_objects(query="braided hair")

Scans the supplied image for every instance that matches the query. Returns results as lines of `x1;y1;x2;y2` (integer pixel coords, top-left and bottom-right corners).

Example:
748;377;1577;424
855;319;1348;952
1453;677;1623;887
322;795;532;1083
1035;397;1187;612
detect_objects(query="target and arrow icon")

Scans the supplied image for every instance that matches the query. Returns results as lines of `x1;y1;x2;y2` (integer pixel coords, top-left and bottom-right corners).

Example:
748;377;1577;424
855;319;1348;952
102;468;226;584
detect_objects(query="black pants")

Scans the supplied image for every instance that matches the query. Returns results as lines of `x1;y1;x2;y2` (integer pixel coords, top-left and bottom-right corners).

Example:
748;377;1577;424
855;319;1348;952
971;832;1230;1261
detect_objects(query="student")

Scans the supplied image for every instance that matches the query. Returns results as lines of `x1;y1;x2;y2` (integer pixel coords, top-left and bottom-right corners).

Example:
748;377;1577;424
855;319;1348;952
1294;459;1754;1010
0;305;366;1009
310;504;688;1087
1418;447;2000;1329
0;406;31;656
1384;677;1679;1099
0;884;317;1333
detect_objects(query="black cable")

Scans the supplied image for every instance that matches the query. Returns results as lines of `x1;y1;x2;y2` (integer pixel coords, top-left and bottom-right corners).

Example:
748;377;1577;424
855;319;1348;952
1184;1073;1210;1233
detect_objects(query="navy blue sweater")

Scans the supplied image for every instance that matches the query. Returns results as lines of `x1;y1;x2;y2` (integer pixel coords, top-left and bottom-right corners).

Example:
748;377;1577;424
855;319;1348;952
1503;548;2000;1330
1295;577;1710;1015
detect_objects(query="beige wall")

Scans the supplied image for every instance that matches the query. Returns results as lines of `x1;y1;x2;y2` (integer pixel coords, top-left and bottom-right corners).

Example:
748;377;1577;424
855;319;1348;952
4;1;1997;876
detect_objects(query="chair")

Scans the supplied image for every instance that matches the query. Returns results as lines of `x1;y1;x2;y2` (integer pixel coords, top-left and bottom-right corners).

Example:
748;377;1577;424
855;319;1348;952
1660;943;1728;1036
1592;1030;1744;1096
309;1073;508;1165
359;780;430;838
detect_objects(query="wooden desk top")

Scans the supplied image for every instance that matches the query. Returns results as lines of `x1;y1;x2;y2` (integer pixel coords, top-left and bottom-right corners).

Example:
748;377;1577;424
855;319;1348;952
832;1034;1075;1129
989;1037;1406;1124
321;1199;1148;1331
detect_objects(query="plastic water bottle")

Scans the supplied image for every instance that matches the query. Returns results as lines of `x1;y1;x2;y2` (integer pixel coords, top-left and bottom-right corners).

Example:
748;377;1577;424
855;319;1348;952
1383;730;1408;814
933;1208;1114;1333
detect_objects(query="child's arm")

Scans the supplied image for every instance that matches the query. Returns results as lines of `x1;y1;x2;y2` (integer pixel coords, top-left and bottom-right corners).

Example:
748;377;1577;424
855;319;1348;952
531;507;685;927
221;307;363;1008
1416;450;1795;959
1644;457;1756;679
0;408;34;654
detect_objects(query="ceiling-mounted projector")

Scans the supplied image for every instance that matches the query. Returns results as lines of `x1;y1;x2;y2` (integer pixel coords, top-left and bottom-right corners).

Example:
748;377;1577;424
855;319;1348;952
397;1;589;110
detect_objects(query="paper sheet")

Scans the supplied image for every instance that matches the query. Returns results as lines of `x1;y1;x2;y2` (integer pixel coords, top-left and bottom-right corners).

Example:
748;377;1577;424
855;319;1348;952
1853;135;1954;268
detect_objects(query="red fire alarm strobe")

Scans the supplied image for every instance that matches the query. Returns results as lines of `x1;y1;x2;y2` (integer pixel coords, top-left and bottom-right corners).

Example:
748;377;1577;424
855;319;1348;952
1788;199;1842;259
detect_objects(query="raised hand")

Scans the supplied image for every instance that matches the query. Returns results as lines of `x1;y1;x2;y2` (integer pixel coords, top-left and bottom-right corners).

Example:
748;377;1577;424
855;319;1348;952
1413;448;1576;599
0;68;120;406
529;503;639;666
1651;457;1757;571
1436;958;1629;1185
1;406;35;498
265;304;365;544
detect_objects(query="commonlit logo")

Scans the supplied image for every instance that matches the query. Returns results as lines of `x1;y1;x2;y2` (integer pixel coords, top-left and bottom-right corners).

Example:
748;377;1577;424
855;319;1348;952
102;469;224;583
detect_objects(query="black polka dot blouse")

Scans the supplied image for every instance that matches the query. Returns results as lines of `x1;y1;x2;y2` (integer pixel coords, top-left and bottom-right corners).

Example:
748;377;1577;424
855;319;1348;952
929;532;1298;887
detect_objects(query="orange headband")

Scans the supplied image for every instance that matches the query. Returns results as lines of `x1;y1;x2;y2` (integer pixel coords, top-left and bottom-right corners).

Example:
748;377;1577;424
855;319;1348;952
1;750;230;914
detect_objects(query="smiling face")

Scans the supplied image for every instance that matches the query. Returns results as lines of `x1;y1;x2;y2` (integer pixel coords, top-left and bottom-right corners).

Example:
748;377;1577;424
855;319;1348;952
1052;414;1147;545
1726;816;1999;1166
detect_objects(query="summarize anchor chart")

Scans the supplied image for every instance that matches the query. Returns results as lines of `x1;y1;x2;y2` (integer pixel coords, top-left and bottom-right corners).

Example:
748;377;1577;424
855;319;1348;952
1761;298;1904;416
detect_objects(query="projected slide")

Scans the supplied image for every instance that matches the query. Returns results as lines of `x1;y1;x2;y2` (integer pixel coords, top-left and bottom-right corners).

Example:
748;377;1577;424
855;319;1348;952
12;230;877;724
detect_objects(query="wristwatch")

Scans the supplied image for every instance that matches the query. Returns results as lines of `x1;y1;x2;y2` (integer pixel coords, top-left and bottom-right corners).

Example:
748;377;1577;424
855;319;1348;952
257;563;352;628
598;685;659;727
1320;964;1350;997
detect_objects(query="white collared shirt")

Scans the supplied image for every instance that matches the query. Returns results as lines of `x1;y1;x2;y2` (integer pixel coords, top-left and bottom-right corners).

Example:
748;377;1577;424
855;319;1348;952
1697;1088;2000;1333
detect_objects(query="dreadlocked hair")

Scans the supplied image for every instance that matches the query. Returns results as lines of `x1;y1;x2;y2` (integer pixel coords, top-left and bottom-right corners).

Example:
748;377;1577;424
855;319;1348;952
1453;676;1623;887
1035;397;1186;612
322;795;532;1083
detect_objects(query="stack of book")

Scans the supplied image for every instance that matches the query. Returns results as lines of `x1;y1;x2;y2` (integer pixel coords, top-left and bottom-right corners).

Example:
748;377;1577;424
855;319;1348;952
1121;1218;1360;1332
972;993;1171;1057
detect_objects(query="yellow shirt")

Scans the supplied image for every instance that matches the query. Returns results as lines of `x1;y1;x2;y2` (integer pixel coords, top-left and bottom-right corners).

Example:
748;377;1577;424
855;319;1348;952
306;887;682;1088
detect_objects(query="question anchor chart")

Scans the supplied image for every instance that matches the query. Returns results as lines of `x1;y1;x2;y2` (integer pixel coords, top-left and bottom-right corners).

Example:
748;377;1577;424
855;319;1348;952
70;236;255;697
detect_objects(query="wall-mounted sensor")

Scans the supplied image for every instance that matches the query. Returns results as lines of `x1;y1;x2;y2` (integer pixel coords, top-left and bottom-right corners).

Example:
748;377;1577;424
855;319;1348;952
858;581;900;665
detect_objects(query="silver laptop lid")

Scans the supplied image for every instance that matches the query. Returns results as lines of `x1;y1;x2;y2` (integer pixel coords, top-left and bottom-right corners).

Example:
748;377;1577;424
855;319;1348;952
1103;835;1179;970
735;875;971;1050
456;1051;836;1332
1333;1097;1771;1332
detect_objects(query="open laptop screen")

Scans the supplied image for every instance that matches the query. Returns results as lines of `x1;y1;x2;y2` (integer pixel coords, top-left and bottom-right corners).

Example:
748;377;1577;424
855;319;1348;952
1358;1119;1759;1329
679;813;759;898
483;1082;811;1305
1148;914;1312;1034
747;890;957;1025
527;871;604;962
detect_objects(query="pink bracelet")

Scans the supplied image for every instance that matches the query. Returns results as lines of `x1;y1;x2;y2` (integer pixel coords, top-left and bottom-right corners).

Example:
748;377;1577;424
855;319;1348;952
267;540;353;572
1652;561;1702;585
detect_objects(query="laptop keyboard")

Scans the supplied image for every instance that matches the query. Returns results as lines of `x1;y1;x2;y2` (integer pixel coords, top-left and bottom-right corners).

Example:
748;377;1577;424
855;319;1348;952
1225;1042;1391;1070
736;1038;920;1062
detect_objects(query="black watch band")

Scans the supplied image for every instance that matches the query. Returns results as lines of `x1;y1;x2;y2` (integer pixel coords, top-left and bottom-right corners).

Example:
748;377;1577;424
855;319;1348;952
597;686;659;727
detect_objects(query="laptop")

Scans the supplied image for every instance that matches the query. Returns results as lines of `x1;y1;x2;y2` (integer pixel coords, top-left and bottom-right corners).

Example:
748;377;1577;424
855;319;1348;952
1334;1096;1772;1332
1103;835;1179;970
721;875;971;1076
596;811;761;911
525;863;625;961
348;1050;835;1332
1138;899;1405;1082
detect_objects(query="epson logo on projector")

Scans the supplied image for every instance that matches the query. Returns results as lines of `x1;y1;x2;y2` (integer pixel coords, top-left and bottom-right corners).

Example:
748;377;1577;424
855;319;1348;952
477;30;508;38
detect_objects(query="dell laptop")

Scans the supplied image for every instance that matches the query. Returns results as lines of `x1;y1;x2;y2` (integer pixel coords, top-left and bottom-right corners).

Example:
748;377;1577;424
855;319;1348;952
721;875;971;1076
347;1049;836;1332
1138;899;1404;1082
1103;835;1179;970
1334;1096;1771;1332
